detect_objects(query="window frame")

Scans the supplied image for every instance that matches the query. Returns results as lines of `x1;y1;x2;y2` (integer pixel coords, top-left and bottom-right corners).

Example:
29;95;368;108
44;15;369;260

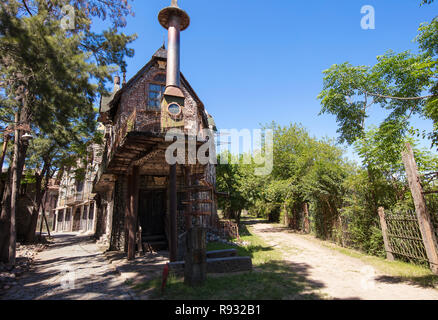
147;73;166;111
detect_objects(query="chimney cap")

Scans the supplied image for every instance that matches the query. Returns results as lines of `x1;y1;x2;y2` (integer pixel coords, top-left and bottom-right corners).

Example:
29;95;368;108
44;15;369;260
158;2;190;31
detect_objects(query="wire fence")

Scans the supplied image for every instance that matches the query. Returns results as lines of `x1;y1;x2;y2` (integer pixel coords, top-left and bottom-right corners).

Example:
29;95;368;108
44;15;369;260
384;210;429;265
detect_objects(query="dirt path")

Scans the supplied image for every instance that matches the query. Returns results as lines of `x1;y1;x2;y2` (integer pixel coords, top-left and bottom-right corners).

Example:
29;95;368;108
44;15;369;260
0;233;135;300
250;222;438;300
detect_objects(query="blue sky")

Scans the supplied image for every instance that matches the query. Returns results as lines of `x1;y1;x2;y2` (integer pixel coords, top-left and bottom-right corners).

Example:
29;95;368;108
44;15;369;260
114;0;438;162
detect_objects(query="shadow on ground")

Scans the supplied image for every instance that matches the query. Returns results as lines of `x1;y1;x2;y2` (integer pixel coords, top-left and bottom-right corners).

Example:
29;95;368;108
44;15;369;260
138;258;329;300
375;274;438;289
0;234;132;300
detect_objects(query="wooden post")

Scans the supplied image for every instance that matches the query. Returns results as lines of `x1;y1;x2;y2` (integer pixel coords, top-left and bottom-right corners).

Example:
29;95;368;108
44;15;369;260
169;164;177;262
127;166;139;261
402;143;438;274
39;213;44;240
42;211;51;237
303;203;310;234
184;226;207;287
137;225;143;255
185;166;192;231
378;207;394;261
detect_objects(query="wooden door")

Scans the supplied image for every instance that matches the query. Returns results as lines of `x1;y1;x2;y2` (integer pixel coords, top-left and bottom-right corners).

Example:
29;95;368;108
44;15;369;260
138;190;166;237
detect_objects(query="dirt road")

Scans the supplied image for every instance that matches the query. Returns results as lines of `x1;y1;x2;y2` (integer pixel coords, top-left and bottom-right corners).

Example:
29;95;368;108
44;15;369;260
0;233;135;300
251;222;438;300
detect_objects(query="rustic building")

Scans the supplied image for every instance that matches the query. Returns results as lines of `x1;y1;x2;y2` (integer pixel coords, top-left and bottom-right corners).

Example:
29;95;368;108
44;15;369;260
93;28;218;259
53;143;102;234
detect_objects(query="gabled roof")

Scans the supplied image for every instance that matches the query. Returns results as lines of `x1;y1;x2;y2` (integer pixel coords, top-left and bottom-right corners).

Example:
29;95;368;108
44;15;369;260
100;91;117;114
152;44;167;60
100;45;210;128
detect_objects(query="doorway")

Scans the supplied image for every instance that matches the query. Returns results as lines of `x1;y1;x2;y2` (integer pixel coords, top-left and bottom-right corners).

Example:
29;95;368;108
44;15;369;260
138;190;166;238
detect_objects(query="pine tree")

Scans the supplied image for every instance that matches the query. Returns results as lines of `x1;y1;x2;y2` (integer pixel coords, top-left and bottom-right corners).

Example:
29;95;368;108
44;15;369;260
0;0;137;265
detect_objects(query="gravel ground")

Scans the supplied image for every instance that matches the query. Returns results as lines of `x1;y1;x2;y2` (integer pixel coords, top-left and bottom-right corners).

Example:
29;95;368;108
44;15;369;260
251;222;438;300
0;233;136;300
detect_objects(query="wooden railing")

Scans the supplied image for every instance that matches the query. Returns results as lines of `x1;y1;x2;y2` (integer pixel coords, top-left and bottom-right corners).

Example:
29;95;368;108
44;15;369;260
108;108;137;163
97;108;138;180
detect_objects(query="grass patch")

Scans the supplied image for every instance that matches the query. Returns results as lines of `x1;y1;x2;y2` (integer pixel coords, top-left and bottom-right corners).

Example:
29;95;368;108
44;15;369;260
206;222;283;266
131;219;326;300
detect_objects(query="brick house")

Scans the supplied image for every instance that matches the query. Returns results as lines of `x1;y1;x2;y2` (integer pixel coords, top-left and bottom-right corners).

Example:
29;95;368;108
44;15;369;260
93;45;218;259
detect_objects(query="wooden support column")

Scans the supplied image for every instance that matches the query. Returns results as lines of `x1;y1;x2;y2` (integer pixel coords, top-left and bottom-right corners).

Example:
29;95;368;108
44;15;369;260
169;164;178;262
127;166;139;260
184;226;207;287
402;143;438;274
378;207;394;261
185;166;192;231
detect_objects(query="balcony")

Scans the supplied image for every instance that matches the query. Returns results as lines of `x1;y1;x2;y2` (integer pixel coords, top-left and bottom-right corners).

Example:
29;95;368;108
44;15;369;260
66;192;84;205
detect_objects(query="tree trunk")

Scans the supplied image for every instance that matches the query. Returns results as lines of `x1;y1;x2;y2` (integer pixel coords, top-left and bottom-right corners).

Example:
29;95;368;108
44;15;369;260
402;143;438;274
0;134;10;172
236;210;242;225
6;103;30;265
9;111;19;266
0;169;12;263
25;168;47;243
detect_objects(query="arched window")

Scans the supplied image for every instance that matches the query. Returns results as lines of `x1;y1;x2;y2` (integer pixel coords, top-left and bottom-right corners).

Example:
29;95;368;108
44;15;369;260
147;73;166;111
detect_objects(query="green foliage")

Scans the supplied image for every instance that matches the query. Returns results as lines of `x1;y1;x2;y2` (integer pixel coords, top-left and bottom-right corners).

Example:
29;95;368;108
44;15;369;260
314;5;438;256
0;1;135;247
0;0;135;178
216;120;438;259
318;13;438;148
216;152;248;221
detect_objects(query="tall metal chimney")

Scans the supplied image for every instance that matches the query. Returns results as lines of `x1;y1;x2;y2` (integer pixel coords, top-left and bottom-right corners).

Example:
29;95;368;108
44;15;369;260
158;0;190;90
158;0;190;263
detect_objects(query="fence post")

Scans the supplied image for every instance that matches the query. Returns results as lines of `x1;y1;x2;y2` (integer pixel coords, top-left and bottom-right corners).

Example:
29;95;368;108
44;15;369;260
402;143;438;274
378;207;394;261
303;203;310;234
283;203;290;227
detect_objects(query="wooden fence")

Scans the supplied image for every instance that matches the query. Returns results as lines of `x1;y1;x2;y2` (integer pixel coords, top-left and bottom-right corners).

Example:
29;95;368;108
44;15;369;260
381;209;430;265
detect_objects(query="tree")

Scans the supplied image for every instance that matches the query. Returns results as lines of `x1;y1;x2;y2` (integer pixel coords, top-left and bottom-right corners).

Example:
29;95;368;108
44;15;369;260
0;0;136;265
318;10;437;147
216;152;248;224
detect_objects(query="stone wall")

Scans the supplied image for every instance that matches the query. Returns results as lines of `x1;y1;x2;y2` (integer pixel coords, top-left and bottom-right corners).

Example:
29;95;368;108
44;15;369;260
112;59;205;138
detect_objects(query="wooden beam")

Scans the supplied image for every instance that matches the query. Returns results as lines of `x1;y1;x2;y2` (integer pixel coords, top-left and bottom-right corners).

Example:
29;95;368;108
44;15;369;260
378;207;395;261
402;143;438;274
127;166;140;260
185;166;192;231
169;164;178;262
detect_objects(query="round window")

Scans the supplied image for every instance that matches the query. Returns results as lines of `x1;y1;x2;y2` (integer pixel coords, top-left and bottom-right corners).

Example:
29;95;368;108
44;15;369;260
168;103;181;116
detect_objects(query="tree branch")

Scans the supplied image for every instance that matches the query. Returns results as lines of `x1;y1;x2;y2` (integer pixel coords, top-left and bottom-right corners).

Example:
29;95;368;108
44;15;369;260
22;0;33;16
364;91;437;101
